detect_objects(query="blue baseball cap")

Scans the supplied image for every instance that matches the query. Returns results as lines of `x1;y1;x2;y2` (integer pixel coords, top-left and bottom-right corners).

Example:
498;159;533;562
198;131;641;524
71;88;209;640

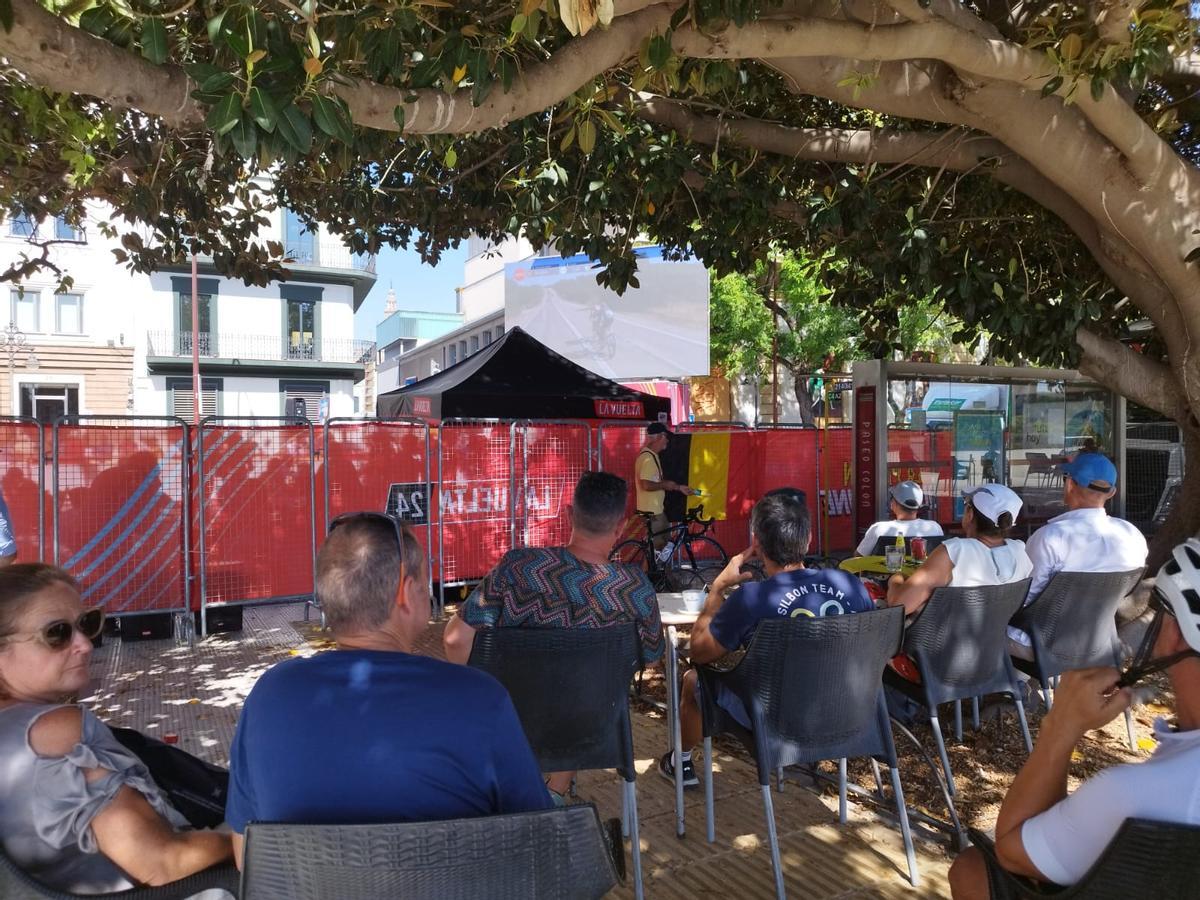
1061;452;1117;492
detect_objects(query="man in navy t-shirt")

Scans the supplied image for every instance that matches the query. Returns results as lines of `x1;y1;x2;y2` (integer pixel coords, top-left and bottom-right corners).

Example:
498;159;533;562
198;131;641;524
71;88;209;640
226;514;550;867
659;488;874;787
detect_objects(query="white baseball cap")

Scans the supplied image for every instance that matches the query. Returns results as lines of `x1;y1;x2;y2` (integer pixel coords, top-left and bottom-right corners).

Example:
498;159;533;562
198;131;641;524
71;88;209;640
889;481;924;510
963;484;1022;525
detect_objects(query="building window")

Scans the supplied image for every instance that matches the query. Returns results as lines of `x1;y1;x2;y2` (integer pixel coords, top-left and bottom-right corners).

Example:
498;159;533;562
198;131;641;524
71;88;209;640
20;383;79;423
10;289;38;332
8;212;35;238
166;377;221;422
470;335;479;354
448;344;457;366
459;340;467;359
281;380;329;422
495;324;505;337
176;291;214;355
284;211;316;263
482;330;492;347
55;292;82;334
285;298;316;359
54;216;85;242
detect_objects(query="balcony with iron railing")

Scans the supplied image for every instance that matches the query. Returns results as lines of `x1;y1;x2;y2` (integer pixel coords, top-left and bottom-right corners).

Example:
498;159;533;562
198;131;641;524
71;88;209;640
146;331;376;369
284;240;376;275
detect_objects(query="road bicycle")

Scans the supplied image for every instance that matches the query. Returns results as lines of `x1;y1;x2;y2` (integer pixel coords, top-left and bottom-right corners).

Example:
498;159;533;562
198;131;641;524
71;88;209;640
610;504;729;591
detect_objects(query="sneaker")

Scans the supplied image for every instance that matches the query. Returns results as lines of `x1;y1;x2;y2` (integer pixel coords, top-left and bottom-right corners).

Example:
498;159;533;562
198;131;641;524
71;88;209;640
658;750;699;788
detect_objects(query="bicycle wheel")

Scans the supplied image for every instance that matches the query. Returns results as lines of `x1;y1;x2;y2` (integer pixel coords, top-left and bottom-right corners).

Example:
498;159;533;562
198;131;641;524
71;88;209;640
669;536;728;590
612;539;673;591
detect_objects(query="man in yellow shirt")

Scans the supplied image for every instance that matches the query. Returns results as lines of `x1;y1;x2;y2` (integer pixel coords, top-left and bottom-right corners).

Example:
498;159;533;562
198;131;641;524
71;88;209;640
636;423;691;553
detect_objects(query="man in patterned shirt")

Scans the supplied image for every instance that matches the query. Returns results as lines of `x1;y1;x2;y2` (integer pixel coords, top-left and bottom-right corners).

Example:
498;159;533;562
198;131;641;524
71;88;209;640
443;470;663;801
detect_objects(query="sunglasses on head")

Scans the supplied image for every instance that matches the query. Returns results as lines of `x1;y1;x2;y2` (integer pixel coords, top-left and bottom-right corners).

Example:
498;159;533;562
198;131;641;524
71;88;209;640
328;512;408;573
5;608;105;651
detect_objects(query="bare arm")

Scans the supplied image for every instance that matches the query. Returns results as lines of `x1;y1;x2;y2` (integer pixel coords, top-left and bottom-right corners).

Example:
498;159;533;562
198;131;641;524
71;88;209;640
442;611;478;665
232;833;244;870
688;549;754;664
993;668;1132;880
30;708;232;886
886;544;953;615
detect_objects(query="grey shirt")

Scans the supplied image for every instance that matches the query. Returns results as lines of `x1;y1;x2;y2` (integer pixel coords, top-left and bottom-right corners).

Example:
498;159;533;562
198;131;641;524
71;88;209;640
0;702;189;894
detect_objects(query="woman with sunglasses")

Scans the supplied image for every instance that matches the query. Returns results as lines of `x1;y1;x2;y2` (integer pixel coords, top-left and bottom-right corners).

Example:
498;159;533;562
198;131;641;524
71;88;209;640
0;564;232;893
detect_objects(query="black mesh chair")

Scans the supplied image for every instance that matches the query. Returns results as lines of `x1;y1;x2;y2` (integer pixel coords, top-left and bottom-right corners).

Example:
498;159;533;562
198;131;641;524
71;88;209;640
0;849;238;900
468;624;644;899
696;607;917;896
240;803;623;900
969;818;1200;899
887;579;1034;797
1010;569;1144;749
871;534;948;557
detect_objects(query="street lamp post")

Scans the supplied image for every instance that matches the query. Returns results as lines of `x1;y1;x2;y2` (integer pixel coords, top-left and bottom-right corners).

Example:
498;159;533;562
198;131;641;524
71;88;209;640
1;321;27;413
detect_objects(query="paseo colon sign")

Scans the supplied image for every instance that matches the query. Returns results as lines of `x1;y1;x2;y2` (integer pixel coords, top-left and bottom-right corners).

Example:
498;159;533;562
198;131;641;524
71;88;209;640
854;386;876;539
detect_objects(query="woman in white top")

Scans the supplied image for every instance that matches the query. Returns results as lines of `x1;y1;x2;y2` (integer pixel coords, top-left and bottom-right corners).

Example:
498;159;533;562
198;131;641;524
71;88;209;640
887;483;1033;616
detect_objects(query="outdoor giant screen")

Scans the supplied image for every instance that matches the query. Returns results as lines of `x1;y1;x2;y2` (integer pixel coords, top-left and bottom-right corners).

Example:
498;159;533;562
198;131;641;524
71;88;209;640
504;246;710;379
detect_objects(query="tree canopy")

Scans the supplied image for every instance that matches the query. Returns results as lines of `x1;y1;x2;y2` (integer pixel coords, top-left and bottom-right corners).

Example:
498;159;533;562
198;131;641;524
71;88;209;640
1;1;1199;546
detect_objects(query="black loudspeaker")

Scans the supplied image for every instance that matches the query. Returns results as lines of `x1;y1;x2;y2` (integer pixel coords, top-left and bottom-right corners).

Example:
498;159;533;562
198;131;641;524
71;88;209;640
194;606;243;634
287;397;307;420
118;613;174;642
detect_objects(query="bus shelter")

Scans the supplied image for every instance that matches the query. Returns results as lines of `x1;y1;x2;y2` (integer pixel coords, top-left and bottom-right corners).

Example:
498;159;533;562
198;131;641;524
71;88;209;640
851;360;1123;546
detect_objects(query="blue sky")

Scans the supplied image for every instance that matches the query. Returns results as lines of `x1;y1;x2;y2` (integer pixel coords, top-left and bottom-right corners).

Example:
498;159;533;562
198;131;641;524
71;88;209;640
354;243;468;340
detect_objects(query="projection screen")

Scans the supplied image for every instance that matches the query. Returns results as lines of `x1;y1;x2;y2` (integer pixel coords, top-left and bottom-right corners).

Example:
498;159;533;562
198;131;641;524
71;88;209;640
503;246;710;379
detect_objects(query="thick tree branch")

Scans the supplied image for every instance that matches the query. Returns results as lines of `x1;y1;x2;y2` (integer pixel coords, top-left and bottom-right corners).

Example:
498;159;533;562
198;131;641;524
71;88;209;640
673;16;1184;185
1075;326;1190;425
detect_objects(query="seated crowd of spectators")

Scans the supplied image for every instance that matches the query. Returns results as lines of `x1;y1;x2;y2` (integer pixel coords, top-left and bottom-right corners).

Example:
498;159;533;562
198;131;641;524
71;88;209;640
0;431;1194;899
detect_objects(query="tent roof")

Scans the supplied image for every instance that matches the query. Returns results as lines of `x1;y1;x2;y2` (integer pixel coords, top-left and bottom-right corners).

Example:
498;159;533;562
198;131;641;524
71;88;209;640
376;326;672;422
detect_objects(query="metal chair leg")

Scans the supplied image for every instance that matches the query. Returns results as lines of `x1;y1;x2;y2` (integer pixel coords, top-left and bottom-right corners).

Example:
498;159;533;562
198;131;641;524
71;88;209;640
971;696;981;731
704;736;715;843
621;783;629;838
1124;707;1137;751
929;710;957;797
760;784;786;900
776;765;784;794
889;764;920;887
869;758;886;799
625;779;644;900
1013;695;1034;754
954;699;963;742
838;757;848;824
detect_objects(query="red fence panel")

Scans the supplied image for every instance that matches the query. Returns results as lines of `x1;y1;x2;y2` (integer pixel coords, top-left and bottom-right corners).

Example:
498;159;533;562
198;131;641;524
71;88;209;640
597;423;649;537
437;421;516;590
513;422;592;551
198;419;316;608
53;417;189;616
0;417;44;561
323;419;432;559
752;427;821;550
819;426;856;555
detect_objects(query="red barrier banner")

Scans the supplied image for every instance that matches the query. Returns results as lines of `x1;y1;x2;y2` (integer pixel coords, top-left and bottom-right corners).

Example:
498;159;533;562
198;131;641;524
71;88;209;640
752;428;820;550
0;418;44;561
199;422;315;606
598;423;648;536
513;423;591;550
437;422;517;586
54;419;189;615
821;426;856;555
323;420;432;558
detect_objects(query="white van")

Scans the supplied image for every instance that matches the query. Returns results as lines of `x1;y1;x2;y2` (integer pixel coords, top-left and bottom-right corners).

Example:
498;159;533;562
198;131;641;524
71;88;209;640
906;384;1005;429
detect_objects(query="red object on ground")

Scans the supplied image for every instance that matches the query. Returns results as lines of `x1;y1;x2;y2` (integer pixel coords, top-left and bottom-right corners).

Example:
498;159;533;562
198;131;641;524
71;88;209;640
163;733;179;745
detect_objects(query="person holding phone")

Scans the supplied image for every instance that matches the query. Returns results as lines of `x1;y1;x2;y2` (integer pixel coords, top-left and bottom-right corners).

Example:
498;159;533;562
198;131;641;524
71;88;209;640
949;538;1200;897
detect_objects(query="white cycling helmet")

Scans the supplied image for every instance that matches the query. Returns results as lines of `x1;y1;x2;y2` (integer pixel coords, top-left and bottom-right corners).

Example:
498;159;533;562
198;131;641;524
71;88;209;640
1153;538;1200;655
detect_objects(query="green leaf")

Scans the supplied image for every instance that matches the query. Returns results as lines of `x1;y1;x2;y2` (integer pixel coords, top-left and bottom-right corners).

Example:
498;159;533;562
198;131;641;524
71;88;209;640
80;6;117;37
1041;75;1064;97
206;93;243;136
205;9;227;45
229;114;257;158
141;19;169;65
560;125;576;152
308;97;350;145
200;72;237;93
444;146;457;168
1090;76;1105;103
577;118;596;154
393;105;406;132
0;0;12;32
992;281;1004;298
248;86;280;132
277;103;313;153
647;34;672;69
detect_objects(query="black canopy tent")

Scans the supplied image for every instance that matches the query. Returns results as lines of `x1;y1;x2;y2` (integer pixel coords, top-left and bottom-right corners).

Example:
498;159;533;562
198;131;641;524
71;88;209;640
376;327;672;422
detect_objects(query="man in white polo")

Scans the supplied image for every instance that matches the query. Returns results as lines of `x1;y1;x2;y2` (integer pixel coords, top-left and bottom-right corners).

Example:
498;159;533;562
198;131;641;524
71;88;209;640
1008;452;1147;659
854;480;944;557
